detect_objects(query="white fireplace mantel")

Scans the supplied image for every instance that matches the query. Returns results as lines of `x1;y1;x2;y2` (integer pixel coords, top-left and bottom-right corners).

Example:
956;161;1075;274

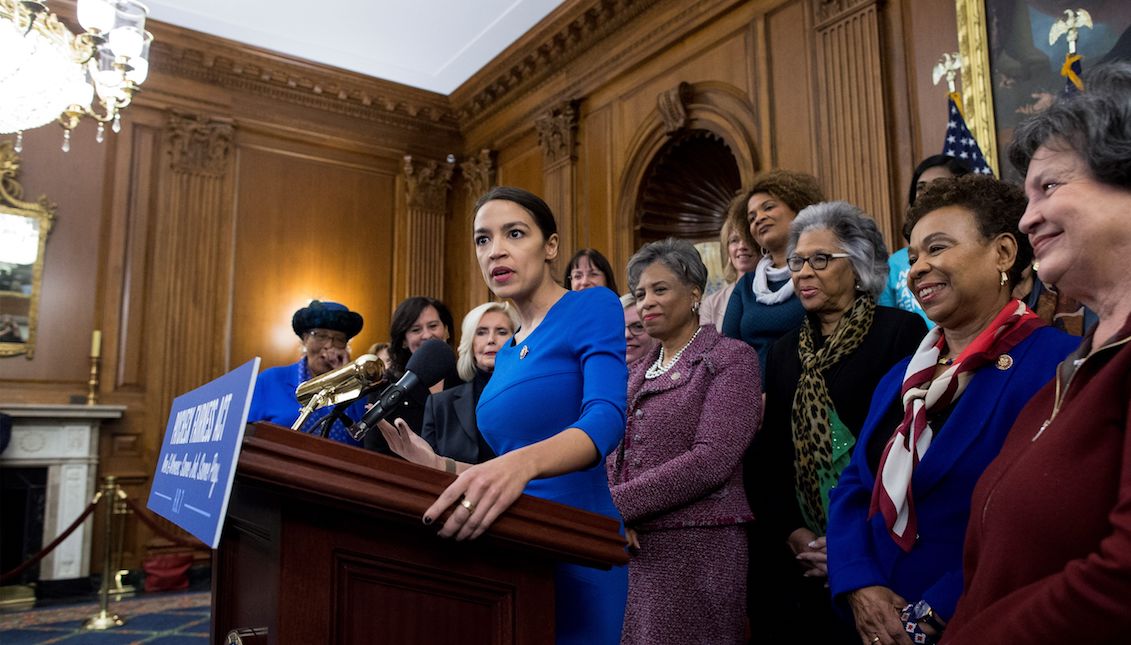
1;403;126;581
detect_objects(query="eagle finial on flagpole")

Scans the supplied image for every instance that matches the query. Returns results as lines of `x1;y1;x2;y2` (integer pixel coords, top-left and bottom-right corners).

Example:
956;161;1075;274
1049;9;1093;55
932;52;963;94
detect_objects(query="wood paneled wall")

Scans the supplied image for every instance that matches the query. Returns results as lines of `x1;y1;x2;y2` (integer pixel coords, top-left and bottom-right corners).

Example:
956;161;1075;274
1;0;960;570
1;5;461;569
448;0;962;308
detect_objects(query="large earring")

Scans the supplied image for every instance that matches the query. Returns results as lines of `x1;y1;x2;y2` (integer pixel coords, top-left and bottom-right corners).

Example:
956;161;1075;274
692;300;701;313
760;247;770;257
1000;270;1008;286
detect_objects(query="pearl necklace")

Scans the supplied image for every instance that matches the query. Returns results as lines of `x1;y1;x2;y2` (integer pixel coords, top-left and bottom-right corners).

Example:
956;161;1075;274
645;326;702;379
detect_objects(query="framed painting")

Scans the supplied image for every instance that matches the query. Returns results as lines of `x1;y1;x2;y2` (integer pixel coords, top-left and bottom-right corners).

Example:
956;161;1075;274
957;0;1131;180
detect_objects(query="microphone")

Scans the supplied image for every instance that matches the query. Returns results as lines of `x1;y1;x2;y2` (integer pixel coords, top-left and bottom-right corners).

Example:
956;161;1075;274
348;338;455;441
295;354;386;407
290;354;385;431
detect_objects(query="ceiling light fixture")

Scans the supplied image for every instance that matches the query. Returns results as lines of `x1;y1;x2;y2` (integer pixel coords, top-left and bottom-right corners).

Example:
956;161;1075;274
0;0;152;152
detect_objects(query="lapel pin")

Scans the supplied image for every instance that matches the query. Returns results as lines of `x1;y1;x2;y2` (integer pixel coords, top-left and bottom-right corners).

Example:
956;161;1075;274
519;345;529;360
670;371;681;381
996;354;1013;371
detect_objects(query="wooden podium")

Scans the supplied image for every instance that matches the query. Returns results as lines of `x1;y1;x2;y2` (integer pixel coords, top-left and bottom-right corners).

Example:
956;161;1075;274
212;422;628;644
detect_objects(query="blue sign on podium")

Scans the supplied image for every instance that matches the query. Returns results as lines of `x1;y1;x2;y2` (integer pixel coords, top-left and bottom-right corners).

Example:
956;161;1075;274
147;358;260;548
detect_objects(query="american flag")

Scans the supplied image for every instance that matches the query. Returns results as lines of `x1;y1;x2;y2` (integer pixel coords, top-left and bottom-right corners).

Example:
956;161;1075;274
942;92;993;175
1061;53;1084;97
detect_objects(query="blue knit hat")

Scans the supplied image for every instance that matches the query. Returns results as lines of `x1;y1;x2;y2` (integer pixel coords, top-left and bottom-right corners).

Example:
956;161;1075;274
291;300;363;339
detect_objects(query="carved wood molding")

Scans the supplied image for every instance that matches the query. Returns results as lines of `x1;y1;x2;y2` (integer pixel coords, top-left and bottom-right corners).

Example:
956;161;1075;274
658;81;695;135
453;0;662;127
164;112;235;176
455;0;739;142
460;149;497;199
397;156;453;300
813;0;878;29
535;100;580;167
148;26;459;135
153;109;237;433
403;156;455;213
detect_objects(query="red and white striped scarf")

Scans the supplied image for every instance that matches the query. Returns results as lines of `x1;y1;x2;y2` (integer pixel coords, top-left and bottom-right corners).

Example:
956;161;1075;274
869;300;1043;551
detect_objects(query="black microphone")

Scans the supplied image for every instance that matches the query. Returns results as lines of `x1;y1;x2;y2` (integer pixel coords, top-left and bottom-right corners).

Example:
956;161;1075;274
348;338;455;441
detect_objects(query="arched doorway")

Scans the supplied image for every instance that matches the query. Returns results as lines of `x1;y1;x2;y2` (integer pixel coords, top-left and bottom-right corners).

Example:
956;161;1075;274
635;129;741;247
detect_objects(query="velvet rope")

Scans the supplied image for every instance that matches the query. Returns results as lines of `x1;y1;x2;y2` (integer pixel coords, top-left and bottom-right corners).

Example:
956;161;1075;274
120;495;206;550
0;487;210;585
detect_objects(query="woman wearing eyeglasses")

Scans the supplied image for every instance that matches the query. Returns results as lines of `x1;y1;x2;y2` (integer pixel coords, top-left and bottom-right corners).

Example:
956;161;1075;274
825;176;1077;645
564;248;620;294
745;202;925;642
248;300;369;446
621;292;658;365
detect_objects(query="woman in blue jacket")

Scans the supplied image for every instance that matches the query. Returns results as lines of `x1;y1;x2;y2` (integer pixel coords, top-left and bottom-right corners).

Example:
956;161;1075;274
826;176;1077;645
247;300;367;446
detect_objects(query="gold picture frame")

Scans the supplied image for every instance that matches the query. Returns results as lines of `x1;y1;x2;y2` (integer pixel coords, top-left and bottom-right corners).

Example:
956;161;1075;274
955;0;1001;177
956;1;1131;180
0;142;56;359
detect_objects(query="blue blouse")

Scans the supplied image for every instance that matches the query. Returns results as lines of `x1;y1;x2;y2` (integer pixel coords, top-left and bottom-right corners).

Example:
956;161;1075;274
720;272;806;380
247;358;365;447
477;287;628;645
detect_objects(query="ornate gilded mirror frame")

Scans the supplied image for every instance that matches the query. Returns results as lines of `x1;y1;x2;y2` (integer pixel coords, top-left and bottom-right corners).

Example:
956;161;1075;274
955;0;1001;176
0;142;56;358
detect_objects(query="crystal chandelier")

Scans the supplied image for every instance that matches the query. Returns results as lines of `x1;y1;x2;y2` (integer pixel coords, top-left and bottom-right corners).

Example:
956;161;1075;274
0;0;152;152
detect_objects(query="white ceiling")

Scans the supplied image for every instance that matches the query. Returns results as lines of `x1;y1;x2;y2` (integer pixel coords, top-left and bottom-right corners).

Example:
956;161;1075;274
144;1;566;95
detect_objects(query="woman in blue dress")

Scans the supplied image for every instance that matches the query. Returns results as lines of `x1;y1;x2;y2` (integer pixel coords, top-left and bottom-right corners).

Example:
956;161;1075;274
377;186;629;644
247;300;367;446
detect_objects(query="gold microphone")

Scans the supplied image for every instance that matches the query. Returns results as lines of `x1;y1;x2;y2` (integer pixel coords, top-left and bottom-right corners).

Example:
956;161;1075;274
291;354;385;431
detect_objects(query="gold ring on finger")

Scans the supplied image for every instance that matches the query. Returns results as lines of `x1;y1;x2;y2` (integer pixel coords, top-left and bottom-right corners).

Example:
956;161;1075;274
460;498;476;514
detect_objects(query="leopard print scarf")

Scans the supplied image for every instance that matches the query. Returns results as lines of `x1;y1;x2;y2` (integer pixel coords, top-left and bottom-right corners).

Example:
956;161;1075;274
792;294;875;533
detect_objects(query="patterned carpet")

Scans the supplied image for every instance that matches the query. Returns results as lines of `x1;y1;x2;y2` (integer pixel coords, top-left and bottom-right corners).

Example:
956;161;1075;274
0;592;209;644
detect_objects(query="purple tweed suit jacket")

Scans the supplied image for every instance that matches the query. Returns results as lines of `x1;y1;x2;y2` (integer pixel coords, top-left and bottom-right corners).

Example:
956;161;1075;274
607;325;762;531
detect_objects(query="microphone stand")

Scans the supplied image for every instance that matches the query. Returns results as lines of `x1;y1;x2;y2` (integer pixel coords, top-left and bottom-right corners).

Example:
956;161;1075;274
315;400;354;439
305;380;387;440
292;388;331;431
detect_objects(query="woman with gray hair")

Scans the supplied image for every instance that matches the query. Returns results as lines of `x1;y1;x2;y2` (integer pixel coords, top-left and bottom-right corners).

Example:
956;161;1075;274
827;176;1076;645
943;60;1131;644
607;238;761;643
420;301;520;464
745;202;926;642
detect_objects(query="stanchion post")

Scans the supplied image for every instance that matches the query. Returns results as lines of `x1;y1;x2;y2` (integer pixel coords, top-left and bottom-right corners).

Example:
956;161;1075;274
83;476;125;630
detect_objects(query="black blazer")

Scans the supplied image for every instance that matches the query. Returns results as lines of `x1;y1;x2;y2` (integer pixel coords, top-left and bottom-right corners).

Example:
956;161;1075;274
748;305;927;540
421;381;495;464
364;370;461;455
